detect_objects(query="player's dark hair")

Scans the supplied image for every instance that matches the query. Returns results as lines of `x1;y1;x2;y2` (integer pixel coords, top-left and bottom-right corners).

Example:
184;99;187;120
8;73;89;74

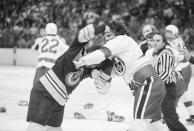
106;21;130;36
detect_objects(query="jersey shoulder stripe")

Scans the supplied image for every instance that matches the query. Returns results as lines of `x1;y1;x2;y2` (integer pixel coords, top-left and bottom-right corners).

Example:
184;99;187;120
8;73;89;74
40;69;69;105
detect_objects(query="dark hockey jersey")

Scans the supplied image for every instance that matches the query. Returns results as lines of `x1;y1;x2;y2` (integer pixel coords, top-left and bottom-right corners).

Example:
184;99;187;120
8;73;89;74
139;40;148;55
39;25;113;106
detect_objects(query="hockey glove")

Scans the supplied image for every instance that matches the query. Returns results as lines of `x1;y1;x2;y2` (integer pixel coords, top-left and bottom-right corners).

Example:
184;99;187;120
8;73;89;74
91;69;112;95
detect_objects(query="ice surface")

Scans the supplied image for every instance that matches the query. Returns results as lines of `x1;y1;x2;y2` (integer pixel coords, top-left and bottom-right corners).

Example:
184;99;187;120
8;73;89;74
0;65;194;131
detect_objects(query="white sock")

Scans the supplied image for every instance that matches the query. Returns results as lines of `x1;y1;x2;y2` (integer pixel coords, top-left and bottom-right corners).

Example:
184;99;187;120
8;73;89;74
45;125;62;131
26;122;44;131
144;119;166;131
182;92;194;116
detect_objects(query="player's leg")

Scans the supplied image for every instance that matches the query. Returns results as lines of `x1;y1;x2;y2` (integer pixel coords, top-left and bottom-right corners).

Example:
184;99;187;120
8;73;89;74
45;103;64;131
162;82;188;131
182;91;194;123
26;122;44;131
45;126;62;131
180;65;194;123
144;119;165;131
133;75;166;131
26;82;57;131
175;71;187;106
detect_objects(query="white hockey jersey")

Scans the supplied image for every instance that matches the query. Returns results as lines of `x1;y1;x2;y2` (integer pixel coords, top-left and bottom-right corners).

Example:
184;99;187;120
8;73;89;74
168;36;189;71
79;35;152;83
32;35;69;68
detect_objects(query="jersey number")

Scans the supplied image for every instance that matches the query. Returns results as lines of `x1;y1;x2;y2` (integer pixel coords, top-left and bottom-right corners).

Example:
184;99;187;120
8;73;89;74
41;39;59;53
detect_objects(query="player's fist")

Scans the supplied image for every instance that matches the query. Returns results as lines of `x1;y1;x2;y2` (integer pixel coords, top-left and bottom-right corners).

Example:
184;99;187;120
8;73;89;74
78;24;105;43
78;24;95;43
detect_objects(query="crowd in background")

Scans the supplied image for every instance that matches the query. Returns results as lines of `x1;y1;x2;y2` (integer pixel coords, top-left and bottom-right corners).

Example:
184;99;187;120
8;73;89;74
1;0;194;49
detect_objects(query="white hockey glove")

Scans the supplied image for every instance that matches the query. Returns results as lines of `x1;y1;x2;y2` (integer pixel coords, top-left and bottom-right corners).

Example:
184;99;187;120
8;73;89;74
78;24;95;43
91;69;112;95
78;24;106;43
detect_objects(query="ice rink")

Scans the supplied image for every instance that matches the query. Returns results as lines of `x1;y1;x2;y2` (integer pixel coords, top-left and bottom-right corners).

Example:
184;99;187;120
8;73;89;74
0;65;194;131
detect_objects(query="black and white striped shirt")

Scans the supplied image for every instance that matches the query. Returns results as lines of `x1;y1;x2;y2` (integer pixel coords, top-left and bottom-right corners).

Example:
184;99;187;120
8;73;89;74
153;46;176;84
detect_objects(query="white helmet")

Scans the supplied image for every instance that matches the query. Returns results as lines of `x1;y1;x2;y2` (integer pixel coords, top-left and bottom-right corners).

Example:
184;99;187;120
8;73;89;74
45;23;57;35
165;25;178;38
142;24;157;38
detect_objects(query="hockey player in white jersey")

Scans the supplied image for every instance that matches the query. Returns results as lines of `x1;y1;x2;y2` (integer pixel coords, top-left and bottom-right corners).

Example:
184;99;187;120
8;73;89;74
31;23;69;85
165;24;194;123
139;24;158;55
74;22;166;131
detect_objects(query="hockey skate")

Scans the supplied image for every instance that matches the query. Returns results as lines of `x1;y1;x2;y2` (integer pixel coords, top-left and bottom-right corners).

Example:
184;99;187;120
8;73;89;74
107;110;125;122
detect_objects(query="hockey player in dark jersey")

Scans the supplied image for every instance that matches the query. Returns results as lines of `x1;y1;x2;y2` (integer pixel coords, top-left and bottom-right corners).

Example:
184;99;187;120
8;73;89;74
26;24;113;131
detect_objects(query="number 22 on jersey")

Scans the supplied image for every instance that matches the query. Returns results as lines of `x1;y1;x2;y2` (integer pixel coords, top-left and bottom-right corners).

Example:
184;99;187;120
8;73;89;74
41;38;59;54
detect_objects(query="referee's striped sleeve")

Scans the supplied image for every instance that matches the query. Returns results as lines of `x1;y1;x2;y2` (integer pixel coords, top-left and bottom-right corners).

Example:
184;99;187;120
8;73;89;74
158;51;174;81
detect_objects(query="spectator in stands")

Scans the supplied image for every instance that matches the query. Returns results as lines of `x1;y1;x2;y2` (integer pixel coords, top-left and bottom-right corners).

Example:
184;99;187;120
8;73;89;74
0;0;194;50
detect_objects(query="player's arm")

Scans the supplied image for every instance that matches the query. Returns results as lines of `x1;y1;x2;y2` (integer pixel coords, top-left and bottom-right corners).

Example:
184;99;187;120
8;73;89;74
74;36;127;68
176;38;186;52
69;24;106;50
59;40;69;55
167;45;184;62
73;47;110;68
31;38;40;51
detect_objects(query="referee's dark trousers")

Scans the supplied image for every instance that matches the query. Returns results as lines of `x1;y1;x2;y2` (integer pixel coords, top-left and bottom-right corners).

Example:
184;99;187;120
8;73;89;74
161;82;188;131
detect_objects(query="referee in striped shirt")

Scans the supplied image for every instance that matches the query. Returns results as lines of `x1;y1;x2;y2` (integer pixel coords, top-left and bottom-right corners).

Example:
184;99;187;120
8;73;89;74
152;33;188;131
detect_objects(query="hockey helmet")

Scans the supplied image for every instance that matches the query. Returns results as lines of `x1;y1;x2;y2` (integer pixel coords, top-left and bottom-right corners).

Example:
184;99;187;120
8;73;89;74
165;25;179;39
45;23;57;35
